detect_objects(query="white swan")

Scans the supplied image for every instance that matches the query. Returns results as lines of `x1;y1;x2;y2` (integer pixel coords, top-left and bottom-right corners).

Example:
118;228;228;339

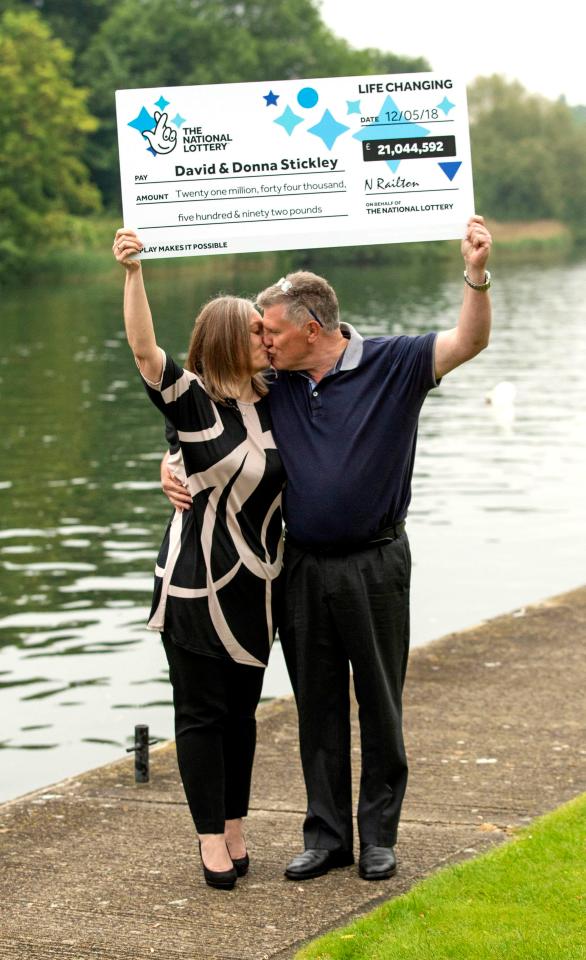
485;381;516;432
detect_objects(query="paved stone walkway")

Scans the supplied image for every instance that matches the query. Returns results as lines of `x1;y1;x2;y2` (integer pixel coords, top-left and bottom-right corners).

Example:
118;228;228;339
1;586;585;960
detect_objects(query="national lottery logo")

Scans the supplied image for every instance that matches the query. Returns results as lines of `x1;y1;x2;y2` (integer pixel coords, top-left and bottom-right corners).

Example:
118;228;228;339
127;93;233;157
127;95;184;157
141;111;177;154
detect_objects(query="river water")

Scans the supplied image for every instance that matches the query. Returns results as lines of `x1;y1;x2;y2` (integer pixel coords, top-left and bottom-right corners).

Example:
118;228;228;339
1;253;585;803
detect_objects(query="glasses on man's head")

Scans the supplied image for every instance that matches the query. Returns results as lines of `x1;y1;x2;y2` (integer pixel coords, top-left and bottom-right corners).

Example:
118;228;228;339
276;277;324;327
305;307;323;327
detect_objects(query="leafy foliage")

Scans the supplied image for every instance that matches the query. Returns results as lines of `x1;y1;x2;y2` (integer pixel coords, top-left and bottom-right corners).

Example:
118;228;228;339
0;0;116;54
469;75;586;232
0;9;100;276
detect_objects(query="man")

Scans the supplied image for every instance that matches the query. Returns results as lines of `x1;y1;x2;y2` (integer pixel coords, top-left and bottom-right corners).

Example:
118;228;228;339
163;215;492;882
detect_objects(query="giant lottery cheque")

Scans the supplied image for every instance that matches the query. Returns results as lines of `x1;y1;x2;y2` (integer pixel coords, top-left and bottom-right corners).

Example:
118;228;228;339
115;72;474;260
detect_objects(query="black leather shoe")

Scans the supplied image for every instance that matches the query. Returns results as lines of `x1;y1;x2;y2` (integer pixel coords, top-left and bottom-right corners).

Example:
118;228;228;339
230;852;249;877
198;840;237;890
285;847;354;881
358;845;397;881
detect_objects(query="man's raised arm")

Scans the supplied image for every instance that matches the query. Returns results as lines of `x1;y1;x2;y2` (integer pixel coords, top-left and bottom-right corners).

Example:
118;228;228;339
434;215;492;380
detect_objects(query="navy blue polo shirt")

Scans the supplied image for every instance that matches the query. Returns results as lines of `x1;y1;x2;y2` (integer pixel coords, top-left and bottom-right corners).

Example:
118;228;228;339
268;323;439;548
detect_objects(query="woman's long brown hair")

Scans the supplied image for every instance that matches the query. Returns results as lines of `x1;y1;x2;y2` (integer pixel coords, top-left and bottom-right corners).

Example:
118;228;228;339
184;296;267;402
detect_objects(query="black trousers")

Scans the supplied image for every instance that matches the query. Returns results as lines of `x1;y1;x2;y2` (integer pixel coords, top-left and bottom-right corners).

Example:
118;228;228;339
162;635;264;834
280;533;411;852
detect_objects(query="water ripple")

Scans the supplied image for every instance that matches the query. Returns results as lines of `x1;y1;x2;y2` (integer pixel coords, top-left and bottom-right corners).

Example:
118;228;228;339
0;256;584;802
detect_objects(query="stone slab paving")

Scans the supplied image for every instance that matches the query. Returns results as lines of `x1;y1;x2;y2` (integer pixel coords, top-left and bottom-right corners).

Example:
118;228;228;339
1;586;585;959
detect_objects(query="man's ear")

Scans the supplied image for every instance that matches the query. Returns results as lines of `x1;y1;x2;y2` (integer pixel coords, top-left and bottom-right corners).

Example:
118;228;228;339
306;322;321;343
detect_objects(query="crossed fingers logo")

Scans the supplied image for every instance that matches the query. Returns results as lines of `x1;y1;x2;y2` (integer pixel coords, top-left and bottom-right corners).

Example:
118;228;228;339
142;110;177;155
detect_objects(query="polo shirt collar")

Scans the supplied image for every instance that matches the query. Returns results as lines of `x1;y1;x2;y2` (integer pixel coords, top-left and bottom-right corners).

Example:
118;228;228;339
338;322;364;371
292;321;364;383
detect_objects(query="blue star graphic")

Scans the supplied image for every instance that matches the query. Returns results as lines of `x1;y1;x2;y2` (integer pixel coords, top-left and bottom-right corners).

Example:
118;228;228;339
172;113;186;127
128;106;156;134
353;96;430;172
155;96;170;111
346;100;361;115
437;96;455;116
263;90;280;107
307;109;350;151
274;105;304;135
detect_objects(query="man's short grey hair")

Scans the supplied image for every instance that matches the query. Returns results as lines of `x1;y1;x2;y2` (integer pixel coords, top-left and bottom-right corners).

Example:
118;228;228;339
256;271;340;332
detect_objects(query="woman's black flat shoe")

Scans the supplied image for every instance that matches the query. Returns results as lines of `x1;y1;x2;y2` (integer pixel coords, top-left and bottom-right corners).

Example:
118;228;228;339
198;841;237;890
230;852;249;877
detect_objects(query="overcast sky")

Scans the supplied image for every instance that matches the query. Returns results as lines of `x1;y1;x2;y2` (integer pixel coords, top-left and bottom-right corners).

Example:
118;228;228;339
318;0;584;106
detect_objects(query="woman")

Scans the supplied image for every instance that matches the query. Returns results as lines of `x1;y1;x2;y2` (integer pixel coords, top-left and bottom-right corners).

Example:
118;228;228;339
113;228;284;890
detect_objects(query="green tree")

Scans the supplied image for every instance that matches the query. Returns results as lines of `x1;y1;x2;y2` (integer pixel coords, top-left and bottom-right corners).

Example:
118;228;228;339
0;9;101;277
78;0;428;207
0;0;116;56
469;75;586;232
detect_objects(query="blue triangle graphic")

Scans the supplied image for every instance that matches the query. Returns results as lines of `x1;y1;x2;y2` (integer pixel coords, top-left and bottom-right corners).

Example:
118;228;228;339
439;161;462;181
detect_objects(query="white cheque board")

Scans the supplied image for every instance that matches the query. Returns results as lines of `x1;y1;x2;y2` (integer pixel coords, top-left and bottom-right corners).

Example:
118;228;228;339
115;73;474;260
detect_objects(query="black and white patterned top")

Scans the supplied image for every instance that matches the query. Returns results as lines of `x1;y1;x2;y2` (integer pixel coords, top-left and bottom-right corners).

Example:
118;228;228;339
141;349;284;668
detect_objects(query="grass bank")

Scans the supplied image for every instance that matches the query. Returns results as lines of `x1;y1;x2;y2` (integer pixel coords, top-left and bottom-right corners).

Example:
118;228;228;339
485;218;574;258
293;792;586;960
4;215;578;287
21;213;291;286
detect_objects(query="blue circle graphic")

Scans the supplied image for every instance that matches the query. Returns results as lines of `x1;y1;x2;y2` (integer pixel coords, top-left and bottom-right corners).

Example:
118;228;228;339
297;87;319;109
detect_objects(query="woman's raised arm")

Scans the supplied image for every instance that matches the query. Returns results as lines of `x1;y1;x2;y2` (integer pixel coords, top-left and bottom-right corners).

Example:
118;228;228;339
113;228;162;384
